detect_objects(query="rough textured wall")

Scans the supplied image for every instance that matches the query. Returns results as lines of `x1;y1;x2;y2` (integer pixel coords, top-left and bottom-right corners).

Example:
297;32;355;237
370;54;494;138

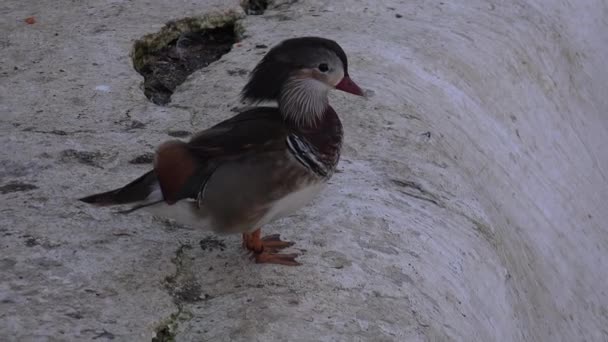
1;0;606;341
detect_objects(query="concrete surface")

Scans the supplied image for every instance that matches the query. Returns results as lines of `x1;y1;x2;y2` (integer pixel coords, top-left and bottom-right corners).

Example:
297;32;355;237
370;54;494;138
1;0;607;341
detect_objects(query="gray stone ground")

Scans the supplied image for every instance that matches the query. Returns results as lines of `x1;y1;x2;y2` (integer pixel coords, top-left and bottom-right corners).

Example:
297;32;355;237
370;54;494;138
1;0;607;341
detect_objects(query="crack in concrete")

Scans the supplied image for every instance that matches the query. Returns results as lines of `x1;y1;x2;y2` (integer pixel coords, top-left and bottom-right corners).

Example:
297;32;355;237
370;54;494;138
154;244;191;341
21;128;94;136
153;243;206;341
391;179;444;207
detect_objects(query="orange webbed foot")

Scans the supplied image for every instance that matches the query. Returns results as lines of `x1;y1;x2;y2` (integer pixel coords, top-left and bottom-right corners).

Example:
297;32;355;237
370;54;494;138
260;234;295;252
242;229;300;266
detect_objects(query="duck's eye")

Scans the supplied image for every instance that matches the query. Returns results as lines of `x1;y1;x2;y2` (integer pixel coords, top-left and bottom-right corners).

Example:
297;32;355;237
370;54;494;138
318;63;329;72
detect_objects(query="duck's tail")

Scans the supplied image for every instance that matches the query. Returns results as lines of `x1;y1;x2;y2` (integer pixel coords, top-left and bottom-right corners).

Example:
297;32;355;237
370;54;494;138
79;171;163;213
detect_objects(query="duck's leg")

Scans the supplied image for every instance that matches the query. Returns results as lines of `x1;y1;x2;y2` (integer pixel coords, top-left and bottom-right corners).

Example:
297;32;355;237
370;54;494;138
242;228;300;266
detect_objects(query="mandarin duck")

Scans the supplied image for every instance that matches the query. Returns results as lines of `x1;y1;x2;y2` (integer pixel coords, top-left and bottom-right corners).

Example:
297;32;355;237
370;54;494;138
80;37;364;265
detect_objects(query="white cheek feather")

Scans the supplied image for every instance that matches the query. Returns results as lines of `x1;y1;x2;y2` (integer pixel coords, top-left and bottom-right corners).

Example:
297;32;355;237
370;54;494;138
279;78;329;126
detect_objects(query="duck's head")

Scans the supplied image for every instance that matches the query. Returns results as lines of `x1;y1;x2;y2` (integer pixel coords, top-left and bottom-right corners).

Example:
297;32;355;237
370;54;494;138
241;37;363;125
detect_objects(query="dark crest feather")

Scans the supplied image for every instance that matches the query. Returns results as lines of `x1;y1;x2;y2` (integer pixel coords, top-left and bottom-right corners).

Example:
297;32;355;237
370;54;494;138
241;37;349;102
